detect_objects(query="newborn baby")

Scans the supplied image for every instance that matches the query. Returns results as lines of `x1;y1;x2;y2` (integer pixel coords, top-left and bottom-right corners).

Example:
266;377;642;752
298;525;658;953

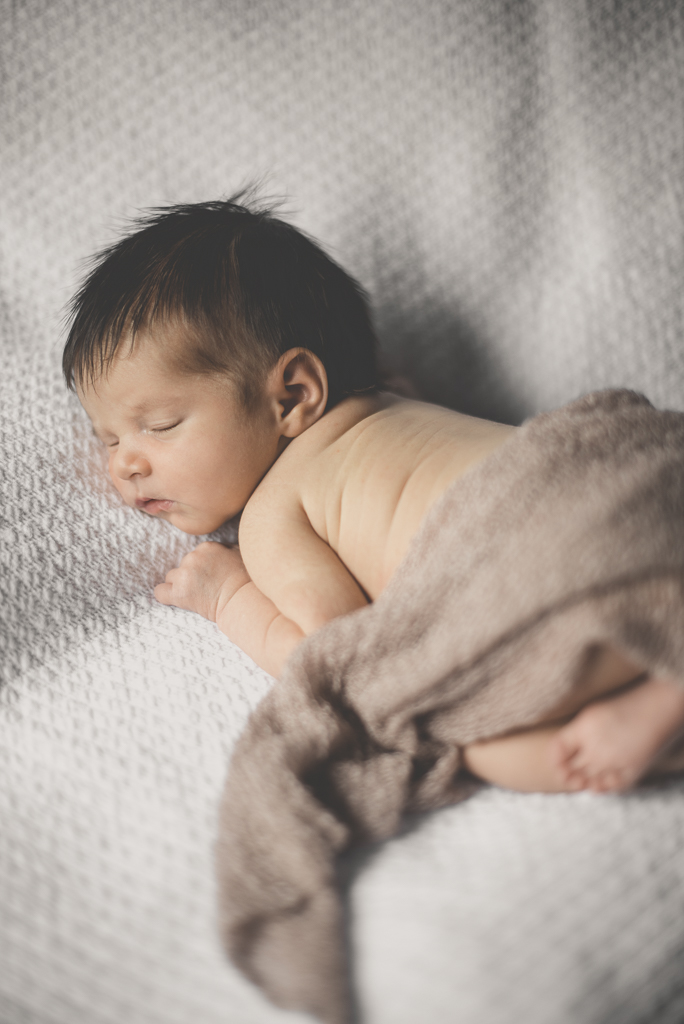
65;195;684;794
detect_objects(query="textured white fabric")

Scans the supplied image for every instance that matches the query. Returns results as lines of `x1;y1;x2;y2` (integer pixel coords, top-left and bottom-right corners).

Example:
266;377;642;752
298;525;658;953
2;1;684;1022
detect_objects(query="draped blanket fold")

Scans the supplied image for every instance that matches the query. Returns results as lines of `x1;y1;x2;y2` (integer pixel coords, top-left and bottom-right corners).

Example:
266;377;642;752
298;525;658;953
216;390;684;1024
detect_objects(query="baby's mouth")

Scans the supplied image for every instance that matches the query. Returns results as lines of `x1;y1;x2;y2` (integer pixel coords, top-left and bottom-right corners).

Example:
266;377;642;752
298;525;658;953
135;497;174;514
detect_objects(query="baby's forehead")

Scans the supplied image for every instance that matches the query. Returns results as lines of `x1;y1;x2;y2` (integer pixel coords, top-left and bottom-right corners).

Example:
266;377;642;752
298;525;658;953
77;346;239;428
77;358;182;419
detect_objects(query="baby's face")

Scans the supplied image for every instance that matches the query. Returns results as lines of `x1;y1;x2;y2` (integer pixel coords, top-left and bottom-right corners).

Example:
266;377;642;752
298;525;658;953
78;334;283;535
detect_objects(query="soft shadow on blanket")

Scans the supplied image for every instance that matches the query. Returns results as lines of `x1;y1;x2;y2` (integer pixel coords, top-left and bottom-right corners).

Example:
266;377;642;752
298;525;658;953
216;390;684;1024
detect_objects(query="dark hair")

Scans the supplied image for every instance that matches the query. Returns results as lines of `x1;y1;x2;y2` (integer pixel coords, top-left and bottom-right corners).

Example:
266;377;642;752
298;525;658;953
62;193;379;408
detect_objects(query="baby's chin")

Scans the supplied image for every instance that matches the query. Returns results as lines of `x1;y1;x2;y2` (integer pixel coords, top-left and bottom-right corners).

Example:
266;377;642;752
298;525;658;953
166;508;236;537
166;514;219;536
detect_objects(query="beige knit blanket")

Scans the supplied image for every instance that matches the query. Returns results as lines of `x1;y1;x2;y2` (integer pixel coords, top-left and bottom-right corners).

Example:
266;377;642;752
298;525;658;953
216;390;684;1024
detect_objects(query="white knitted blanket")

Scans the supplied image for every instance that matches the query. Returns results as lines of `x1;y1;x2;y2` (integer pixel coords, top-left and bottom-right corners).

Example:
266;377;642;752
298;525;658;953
2;1;684;1022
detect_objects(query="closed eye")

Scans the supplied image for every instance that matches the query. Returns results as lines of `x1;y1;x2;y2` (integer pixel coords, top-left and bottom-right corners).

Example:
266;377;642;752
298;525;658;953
152;421;181;434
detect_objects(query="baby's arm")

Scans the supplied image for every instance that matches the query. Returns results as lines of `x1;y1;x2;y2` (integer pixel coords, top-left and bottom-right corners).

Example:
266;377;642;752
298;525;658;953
155;542;306;677
154;513;368;677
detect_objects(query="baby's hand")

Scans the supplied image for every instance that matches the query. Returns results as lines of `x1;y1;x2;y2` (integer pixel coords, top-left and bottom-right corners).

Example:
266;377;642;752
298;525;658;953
154;541;250;622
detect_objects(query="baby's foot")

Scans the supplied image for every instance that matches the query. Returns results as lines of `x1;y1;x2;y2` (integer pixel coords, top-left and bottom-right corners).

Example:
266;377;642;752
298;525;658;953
552;676;684;793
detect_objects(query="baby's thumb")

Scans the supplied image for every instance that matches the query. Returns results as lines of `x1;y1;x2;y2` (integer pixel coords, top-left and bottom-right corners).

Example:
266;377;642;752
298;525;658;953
154;582;173;605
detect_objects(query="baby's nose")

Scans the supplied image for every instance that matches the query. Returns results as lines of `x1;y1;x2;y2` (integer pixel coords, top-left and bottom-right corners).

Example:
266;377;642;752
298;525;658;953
111;445;151;480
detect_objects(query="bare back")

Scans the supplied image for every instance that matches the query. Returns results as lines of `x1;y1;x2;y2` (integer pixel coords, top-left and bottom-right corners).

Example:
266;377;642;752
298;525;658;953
240;394;515;612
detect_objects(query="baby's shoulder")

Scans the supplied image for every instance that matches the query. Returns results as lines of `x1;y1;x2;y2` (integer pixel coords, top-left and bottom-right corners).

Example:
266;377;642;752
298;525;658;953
243;393;391;516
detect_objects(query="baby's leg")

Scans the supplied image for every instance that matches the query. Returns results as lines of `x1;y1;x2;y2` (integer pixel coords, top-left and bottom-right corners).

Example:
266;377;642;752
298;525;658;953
462;646;684;793
463;725;578;793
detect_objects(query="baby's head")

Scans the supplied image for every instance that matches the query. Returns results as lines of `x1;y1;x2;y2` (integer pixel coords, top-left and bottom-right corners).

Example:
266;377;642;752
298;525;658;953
64;195;379;534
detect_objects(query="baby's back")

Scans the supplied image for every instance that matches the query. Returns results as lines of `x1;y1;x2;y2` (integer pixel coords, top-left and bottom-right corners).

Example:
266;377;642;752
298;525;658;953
243;394;515;601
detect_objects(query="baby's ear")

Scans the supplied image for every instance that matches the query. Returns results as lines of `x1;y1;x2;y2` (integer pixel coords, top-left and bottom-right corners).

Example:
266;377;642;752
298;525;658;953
269;348;328;437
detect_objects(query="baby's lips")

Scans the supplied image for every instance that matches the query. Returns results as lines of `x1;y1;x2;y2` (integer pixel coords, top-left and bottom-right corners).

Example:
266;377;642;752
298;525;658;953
135;497;174;512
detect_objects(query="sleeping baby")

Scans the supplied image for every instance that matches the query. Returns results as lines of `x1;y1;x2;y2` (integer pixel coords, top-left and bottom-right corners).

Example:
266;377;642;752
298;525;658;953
63;195;684;795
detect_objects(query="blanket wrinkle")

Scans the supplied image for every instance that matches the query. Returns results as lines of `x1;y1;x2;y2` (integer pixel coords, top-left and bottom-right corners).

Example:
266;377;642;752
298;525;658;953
216;389;684;1024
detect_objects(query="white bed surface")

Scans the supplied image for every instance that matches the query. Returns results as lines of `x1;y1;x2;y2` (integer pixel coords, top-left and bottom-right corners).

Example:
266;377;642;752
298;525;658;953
3;1;684;1021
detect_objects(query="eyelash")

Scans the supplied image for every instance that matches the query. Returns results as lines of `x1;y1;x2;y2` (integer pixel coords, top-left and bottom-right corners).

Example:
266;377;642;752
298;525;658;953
152;422;181;434
103;422;180;447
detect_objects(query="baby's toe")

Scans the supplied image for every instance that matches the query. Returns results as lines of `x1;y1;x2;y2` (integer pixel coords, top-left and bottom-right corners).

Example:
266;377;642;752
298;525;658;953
566;747;590;771
587;773;609;793
564;767;589;791
590;769;624;793
614;766;643;791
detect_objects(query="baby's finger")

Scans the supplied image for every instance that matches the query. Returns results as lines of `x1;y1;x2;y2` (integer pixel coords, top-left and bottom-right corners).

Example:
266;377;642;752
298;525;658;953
154;582;174;604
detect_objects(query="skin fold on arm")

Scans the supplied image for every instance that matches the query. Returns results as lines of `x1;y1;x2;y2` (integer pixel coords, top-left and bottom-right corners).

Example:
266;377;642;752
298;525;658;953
154;519;369;679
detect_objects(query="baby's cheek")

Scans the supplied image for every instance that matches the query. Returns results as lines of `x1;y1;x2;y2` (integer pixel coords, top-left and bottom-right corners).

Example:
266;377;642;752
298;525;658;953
108;468;129;502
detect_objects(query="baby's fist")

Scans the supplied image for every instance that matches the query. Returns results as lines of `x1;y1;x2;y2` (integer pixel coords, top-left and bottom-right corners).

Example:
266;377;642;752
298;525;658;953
154;541;250;622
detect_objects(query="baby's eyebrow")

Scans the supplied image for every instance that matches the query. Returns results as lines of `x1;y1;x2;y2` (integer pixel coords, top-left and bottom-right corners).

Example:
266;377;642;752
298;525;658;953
130;396;185;413
90;423;111;442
